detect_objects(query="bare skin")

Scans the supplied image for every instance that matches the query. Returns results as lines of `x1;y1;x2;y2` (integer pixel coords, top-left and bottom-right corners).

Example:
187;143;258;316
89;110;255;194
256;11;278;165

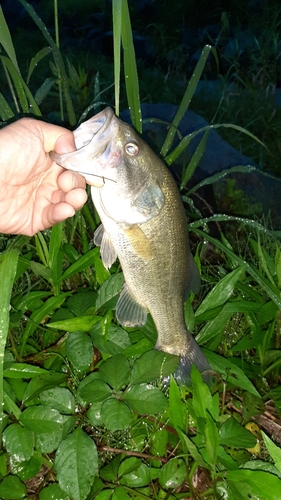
0;118;87;236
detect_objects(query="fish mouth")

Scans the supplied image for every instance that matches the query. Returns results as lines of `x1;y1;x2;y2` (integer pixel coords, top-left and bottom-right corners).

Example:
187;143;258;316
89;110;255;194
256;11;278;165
49;107;118;182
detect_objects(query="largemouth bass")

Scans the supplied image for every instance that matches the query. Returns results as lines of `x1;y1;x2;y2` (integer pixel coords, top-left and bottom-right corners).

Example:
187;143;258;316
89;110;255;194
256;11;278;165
50;107;210;382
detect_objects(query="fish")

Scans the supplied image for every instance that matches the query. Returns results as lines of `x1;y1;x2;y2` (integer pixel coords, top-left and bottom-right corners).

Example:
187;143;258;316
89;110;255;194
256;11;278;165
50;107;211;383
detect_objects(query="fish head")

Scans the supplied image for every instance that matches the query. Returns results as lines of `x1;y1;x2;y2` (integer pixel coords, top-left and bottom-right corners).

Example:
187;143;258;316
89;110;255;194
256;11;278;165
50;107;165;225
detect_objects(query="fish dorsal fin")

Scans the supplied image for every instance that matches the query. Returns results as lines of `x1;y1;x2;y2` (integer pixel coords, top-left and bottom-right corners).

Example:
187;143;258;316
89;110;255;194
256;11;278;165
116;284;147;327
93;224;117;270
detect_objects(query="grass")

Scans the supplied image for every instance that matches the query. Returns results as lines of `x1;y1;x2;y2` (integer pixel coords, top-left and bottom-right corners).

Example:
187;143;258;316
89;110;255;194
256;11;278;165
0;1;281;499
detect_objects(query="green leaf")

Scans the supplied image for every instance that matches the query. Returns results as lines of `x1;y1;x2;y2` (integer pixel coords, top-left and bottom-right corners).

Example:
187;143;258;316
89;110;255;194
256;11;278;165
27;46;52;83
168;375;187;431
55;428;98;500
191;365;219;421
21;293;70;354
20;406;64;433
95;273;124;311
195;265;246;316
161;45;215;157
59;248;100;282
99;354;131;390
66;331;93;372
177;429;211;469
39;387;75;414
0;6;20;72
121;0;141;132
120;460;151;487
226;469;281;500
90;323;131;354
159;458;187;489
124;384;168;414
10;455;42;482
180;130;209;188
39;483;71;500
3;424;34;461
131;350;179;384
204;412;219;468
205;350;260;396
0;475;27;499
261;431;281;473
113;486;131;500
112;0;122;117
4;363;48;379
23;372;68;403
47;315;102;332
101;399;132;431
79;378;112;403
219;417;257;448
67;291;97;317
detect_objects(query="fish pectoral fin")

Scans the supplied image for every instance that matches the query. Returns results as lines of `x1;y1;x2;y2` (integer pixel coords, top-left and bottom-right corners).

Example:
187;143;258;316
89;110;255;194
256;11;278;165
133;184;165;218
123;224;153;261
116;284;147;327
93;224;117;270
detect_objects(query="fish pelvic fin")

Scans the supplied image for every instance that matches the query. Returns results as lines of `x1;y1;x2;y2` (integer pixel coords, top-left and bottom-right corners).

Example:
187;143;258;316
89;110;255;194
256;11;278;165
116;283;147;327
94;224;117;270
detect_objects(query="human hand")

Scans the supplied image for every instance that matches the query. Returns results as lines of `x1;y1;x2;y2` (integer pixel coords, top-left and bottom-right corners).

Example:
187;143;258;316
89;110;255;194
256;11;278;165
0;118;87;236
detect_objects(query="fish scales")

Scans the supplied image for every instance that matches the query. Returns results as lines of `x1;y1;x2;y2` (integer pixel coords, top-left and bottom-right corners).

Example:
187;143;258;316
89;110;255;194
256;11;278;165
50;107;211;383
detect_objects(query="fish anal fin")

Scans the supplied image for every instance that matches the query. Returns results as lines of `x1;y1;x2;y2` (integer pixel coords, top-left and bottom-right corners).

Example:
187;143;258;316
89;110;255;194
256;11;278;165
124;225;153;261
116;283;147;327
94;224;117;270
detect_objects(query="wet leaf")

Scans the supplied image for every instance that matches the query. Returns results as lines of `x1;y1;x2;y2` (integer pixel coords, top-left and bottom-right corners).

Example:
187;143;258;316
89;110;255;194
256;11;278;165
131;350;179;384
3;424;34;462
39;483;70;500
226;469;281;500
159;458;186;489
39;387;75;414
101;399;132;431
95;273;124;311
99;354;131;390
90;323;131;354
79;378;112;403
55;428;98;499
219;417;257;448
66;331;93;372
0;475;27;499
124;384;168;414
20;406;64;433
195;265;246;316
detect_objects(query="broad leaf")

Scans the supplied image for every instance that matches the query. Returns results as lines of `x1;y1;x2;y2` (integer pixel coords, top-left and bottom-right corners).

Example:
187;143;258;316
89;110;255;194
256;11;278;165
55;428;98;500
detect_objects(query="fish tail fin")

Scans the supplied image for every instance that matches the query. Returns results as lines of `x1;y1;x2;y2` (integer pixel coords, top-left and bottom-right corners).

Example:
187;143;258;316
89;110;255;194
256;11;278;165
174;334;212;385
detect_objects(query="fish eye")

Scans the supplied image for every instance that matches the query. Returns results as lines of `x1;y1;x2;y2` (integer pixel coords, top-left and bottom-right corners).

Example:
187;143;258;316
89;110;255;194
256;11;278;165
125;142;139;156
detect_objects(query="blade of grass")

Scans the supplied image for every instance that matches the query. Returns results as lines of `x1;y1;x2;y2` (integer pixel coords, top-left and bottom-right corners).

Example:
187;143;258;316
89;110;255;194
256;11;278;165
112;0;122;117
165;123;265;166
0;6;20;73
180;130;209;189
27;47;52;84
189;215;281;238
0;236;28;442
161;45;217;157
0;91;14;120
194;229;281;309
1;55;41;116
18;0;76;125
120;0;142;132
